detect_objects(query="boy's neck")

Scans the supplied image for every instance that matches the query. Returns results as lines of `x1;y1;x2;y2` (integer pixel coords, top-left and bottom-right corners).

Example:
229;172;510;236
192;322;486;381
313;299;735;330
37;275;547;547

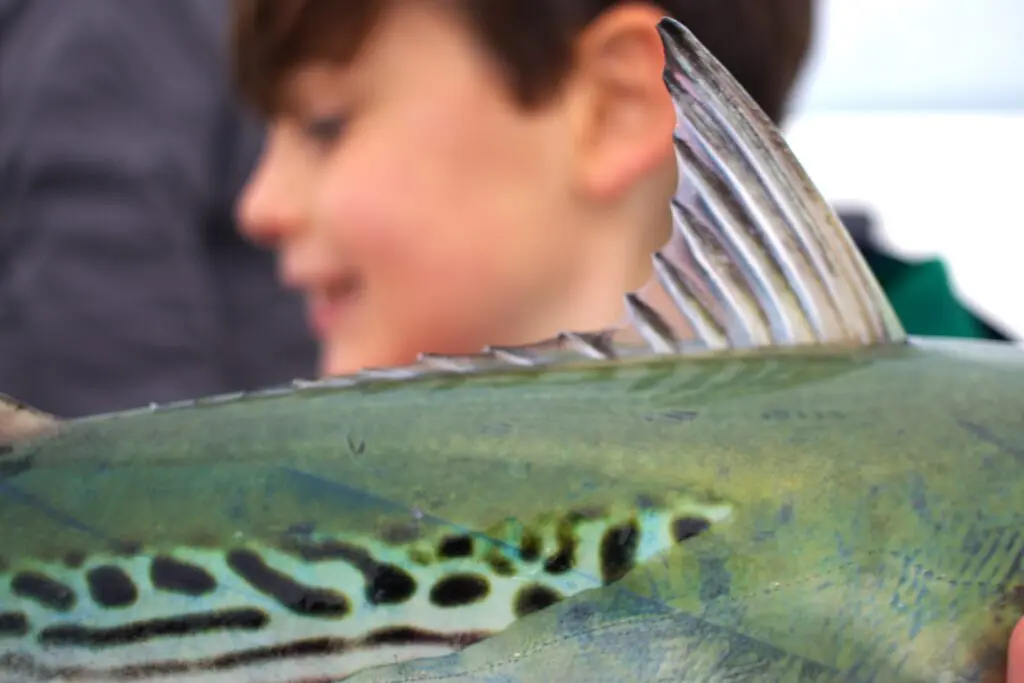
517;207;694;347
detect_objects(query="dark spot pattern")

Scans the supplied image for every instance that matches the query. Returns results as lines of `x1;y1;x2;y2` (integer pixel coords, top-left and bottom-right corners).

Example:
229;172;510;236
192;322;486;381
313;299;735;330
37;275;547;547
599;521;640;584
543;525;576;575
378;521;422;545
11;572;76;611
565;507;605;522
365;565;417;605
486;553;516;577
227;550;350;618
429;574;490;607
63;552;87;569
635;494;659;509
87;566;138;608
672;516;711;542
38;608;268;647
437;535;474;559
0;612;29;637
518;532;542;562
282;539;418;607
111;540;143;558
150;557;217;597
513;584;562;618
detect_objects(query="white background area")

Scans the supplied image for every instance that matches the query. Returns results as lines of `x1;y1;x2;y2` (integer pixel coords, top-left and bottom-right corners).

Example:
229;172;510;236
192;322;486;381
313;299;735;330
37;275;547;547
781;0;1023;336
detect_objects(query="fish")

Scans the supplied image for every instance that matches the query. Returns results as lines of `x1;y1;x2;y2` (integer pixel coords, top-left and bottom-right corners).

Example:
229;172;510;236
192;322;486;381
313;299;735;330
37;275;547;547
0;16;1021;683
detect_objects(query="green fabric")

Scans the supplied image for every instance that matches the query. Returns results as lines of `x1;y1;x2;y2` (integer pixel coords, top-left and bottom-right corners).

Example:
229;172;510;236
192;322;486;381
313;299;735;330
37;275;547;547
864;249;997;340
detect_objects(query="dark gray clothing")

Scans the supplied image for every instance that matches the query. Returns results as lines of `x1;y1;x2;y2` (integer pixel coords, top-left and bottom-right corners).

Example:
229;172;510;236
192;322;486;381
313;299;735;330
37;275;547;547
0;0;317;417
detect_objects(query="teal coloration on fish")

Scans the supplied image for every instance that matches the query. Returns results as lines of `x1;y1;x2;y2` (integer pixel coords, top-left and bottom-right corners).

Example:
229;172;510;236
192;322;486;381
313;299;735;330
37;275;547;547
0;17;1021;683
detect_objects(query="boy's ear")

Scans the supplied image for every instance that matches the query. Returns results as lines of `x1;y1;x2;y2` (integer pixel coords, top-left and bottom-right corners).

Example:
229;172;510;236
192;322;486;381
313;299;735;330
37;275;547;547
567;4;676;203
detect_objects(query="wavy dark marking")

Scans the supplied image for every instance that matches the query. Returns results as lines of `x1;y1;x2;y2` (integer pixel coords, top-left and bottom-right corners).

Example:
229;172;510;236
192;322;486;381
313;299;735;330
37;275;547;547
282;538;417;606
437;534;474;559
37;608;268;647
87;566;138;608
673;516;712;542
11;571;76;611
227;549;350;618
600;521;641;585
513;584;563;619
0;612;28;637
11;628;489;681
150;556;217;596
429;574;490;607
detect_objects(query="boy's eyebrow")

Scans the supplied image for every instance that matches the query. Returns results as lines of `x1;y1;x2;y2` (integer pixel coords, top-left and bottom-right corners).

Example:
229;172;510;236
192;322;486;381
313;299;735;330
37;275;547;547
272;63;357;119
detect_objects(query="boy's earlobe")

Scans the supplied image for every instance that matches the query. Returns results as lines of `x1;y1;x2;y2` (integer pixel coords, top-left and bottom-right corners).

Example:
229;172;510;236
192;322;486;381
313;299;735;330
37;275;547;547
570;4;677;202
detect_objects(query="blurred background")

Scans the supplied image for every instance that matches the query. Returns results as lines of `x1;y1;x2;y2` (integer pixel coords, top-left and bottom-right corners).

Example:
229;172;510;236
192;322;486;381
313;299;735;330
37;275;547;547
785;0;1024;337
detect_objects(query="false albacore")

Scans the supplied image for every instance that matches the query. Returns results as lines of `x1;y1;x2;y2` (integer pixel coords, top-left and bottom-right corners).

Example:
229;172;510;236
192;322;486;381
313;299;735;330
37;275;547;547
1;17;1021;683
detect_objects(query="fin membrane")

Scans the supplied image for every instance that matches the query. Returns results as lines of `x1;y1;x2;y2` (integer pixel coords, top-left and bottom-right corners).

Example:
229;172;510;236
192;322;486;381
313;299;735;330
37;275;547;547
655;18;905;350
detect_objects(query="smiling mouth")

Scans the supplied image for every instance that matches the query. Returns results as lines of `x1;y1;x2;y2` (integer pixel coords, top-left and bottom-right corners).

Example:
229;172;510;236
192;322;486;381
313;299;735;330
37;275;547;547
308;275;362;339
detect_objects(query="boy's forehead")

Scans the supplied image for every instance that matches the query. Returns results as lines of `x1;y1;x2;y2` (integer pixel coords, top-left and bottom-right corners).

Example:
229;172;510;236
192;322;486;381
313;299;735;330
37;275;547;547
268;1;500;117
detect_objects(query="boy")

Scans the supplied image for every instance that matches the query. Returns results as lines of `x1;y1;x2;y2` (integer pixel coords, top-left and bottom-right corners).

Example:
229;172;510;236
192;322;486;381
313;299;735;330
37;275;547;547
230;0;812;377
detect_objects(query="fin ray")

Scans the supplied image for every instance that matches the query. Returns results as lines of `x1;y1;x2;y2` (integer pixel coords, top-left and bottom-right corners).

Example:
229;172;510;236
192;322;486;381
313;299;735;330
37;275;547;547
660;18;904;348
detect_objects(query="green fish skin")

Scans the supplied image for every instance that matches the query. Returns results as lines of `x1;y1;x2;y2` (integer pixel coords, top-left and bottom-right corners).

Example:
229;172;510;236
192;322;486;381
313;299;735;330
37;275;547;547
0;17;1019;683
0;340;1022;683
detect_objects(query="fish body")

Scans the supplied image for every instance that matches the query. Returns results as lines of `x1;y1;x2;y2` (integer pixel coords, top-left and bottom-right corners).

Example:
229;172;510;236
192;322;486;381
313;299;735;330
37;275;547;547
1;339;1022;682
1;17;1021;683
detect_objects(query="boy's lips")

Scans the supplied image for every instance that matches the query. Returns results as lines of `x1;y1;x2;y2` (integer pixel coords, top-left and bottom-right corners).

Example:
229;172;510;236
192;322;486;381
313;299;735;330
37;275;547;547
306;275;362;339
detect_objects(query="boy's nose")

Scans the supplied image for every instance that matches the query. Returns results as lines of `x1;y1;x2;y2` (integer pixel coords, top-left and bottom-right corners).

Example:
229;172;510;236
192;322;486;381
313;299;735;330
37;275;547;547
236;142;306;248
236;170;302;249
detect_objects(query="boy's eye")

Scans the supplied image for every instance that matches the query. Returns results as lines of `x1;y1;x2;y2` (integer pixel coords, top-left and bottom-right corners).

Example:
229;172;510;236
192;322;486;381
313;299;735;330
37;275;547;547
302;115;348;147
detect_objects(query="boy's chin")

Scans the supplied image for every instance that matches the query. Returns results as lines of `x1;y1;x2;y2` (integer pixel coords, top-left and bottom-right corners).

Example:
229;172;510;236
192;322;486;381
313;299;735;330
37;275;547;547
317;340;419;379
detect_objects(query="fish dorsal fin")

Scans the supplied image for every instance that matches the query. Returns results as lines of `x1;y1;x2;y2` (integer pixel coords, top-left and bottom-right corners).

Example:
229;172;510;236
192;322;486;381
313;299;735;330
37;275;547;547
0;394;61;447
282;20;910;393
652;17;904;349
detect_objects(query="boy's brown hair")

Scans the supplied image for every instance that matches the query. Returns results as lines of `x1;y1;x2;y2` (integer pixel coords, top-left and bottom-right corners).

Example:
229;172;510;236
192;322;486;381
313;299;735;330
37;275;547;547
232;0;813;125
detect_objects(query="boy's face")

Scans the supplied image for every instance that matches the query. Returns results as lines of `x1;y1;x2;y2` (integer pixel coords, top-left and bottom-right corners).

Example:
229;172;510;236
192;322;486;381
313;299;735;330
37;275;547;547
239;3;676;376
